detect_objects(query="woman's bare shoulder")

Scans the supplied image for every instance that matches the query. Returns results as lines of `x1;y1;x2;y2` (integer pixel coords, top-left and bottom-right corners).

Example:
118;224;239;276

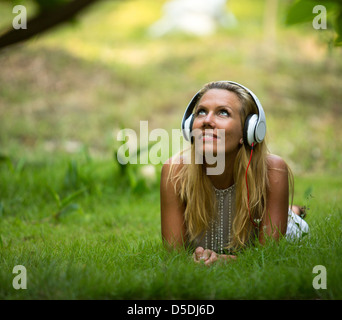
161;153;187;177
266;154;288;171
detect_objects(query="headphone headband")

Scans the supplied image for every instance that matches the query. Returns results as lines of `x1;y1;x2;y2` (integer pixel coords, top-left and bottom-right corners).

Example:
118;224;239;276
181;81;266;146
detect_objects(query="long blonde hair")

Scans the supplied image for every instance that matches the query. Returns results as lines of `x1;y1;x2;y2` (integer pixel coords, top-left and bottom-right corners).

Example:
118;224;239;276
169;81;293;252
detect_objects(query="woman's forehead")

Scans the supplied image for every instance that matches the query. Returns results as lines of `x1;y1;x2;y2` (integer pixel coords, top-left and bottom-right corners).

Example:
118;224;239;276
197;88;242;110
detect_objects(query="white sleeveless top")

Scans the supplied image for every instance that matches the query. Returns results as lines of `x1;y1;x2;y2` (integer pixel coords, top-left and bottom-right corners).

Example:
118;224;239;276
191;184;309;253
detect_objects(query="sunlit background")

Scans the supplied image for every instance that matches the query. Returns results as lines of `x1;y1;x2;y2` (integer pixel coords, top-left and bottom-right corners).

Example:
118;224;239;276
1;0;341;174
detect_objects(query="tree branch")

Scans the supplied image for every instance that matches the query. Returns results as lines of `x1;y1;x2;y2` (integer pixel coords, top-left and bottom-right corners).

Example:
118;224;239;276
0;0;104;50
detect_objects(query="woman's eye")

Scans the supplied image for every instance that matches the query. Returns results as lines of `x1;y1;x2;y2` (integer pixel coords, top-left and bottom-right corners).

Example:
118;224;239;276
218;110;229;116
196;109;206;116
195;108;230;117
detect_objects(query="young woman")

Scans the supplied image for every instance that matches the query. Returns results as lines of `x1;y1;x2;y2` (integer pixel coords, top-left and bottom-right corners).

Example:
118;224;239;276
160;81;309;266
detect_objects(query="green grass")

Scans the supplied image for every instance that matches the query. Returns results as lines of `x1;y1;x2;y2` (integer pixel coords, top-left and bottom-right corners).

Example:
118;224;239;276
1;0;342;300
0;155;341;300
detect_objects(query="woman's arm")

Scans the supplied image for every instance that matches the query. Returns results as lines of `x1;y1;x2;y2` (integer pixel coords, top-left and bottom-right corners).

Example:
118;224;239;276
160;160;187;250
259;155;289;244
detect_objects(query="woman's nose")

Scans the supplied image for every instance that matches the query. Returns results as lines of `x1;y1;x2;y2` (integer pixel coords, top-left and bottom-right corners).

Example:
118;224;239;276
202;112;215;127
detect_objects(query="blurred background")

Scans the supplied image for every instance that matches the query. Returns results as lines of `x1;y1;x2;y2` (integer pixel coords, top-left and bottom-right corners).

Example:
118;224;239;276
1;1;341;300
0;0;341;175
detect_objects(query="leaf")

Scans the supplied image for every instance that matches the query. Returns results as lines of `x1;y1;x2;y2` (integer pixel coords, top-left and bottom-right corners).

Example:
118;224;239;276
285;0;338;25
334;36;342;46
286;0;320;25
55;203;81;220
60;188;86;207
334;11;342;45
48;186;61;208
64;160;79;189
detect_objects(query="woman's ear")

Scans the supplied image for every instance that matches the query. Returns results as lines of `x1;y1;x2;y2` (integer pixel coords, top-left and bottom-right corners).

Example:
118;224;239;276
239;138;244;145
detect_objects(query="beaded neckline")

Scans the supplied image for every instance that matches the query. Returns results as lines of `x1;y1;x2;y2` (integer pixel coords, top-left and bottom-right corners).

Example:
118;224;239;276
205;184;235;253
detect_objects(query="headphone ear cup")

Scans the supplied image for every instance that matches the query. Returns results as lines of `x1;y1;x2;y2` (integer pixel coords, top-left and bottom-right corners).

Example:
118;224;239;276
182;114;194;142
243;114;258;146
243;114;252;146
189;115;195;144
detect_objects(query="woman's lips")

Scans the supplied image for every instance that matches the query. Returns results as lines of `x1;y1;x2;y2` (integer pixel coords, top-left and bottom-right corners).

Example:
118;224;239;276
200;132;219;141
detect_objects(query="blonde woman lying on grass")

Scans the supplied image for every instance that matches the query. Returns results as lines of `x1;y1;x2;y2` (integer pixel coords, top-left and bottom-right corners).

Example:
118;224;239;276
160;81;309;266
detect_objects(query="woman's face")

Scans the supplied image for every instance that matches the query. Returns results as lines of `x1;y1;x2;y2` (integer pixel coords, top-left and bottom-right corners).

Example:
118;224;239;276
192;88;243;157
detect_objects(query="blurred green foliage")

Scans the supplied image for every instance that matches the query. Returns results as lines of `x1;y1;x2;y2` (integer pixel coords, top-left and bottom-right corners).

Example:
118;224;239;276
1;0;78;11
0;0;341;176
286;0;342;46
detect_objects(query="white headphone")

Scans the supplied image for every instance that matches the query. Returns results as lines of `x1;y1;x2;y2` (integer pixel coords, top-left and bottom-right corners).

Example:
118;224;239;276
181;81;266;147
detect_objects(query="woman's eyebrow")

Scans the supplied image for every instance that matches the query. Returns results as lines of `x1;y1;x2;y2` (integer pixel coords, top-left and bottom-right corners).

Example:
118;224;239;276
218;105;234;112
196;104;234;112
